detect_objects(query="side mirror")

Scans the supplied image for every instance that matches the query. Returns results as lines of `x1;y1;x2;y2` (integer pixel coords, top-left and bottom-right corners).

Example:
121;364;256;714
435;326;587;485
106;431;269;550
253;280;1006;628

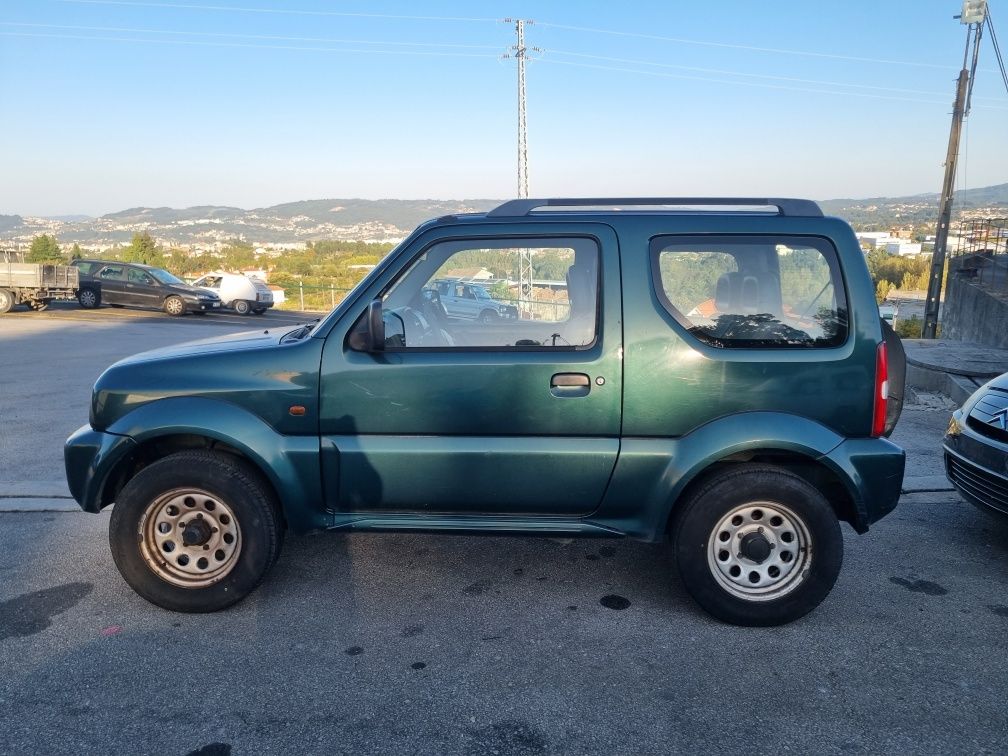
367;298;385;351
348;298;385;352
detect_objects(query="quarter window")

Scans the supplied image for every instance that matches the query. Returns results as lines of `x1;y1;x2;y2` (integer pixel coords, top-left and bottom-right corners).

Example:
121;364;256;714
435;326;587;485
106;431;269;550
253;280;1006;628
651;236;847;348
380;237;600;349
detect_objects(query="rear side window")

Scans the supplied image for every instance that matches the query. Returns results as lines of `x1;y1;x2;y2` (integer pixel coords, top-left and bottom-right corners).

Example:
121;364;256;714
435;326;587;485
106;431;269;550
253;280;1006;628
651;235;847;348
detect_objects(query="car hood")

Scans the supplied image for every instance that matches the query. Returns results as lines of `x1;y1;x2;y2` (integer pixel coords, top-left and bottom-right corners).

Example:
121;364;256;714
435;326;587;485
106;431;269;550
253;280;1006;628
984;373;1008;393
90;324;322;432
113;325;305;366
166;283;218;298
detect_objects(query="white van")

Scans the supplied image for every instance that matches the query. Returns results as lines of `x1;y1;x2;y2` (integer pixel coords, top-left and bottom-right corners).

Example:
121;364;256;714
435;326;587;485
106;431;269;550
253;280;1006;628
192;271;274;315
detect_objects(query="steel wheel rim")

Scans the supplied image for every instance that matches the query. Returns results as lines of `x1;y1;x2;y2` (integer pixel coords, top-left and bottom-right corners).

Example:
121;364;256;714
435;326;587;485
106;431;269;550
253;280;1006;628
139;488;242;588
707;501;812;601
166;298;183;315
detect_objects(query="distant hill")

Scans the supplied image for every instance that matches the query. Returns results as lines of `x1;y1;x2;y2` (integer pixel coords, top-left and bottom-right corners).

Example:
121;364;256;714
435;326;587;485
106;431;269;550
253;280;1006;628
2;185;1006;246
0;214;23;233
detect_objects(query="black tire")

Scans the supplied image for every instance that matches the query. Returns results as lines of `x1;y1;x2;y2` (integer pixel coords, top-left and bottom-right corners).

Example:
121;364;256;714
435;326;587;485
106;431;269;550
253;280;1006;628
673;464;843;626
233;299;251;315
109;450;284;612
0;288;13;314
164;295;186;316
77;287;100;309
479;309;499;324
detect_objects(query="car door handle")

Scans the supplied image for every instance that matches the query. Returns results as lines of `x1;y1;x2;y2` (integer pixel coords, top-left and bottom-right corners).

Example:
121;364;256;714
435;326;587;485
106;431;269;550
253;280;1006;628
551;373;589;387
550;373;591;398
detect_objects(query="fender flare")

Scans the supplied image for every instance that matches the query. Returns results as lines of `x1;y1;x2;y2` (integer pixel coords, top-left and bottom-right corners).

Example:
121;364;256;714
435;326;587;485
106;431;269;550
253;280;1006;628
105;396;324;532
601;412;858;540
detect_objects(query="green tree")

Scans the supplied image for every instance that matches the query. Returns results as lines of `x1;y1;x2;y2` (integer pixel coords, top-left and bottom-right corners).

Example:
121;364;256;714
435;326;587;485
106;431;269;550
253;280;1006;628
121;231;161;265
27;234;63;262
70;243;83;260
875;279;891;304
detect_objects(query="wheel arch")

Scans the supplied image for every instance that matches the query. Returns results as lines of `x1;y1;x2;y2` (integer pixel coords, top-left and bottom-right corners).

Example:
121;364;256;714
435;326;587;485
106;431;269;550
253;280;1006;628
604;412;871;540
101;397;326;533
664;448;860;536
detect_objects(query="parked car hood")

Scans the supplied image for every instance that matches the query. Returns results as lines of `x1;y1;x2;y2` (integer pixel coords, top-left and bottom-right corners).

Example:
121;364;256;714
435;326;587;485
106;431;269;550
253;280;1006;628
165;283;218;298
985;372;1008;392
90;324;321;433
112;325;305;366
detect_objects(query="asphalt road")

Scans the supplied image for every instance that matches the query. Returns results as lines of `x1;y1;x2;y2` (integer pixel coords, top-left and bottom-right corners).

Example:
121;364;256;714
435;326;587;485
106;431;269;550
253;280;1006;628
1;311;1007;756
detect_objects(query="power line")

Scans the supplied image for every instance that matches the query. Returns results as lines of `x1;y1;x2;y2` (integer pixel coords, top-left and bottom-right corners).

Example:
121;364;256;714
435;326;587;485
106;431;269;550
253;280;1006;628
986;8;1008;95
56;0;498;22
546;48;1005;101
538;58;1008;110
537;20;991;72
1;21;501;50
0;31;500;58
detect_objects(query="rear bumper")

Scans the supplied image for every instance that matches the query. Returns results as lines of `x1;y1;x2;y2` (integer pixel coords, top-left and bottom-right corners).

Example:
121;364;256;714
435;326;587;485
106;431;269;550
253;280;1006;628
64;424;137;512
822;436;905;533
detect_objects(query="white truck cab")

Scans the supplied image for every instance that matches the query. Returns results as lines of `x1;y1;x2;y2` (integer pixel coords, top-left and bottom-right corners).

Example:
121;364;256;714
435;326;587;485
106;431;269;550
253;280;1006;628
192;271;274;315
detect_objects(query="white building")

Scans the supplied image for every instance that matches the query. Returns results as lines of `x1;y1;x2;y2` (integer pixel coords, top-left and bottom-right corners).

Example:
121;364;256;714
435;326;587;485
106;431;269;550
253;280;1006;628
856;232;891;249
885;241;923;256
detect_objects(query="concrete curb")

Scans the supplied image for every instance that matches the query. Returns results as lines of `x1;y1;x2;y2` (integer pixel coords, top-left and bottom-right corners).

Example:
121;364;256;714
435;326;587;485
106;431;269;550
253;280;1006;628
901;475;955;494
0;498;81;512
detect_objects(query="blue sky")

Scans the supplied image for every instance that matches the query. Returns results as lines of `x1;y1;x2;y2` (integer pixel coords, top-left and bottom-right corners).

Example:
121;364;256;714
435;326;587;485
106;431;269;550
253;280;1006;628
1;0;1006;216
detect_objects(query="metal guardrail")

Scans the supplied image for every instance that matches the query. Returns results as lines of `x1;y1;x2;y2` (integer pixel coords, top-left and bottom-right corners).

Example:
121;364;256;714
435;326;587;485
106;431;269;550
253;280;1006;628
274;280;572;319
948;218;1008;294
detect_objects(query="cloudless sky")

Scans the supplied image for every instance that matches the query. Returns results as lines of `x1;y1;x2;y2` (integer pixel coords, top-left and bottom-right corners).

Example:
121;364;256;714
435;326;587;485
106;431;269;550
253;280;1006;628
1;0;1006;216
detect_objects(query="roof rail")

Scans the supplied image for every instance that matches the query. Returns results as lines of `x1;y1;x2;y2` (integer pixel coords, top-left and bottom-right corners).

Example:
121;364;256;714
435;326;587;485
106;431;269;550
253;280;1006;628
486;197;823;218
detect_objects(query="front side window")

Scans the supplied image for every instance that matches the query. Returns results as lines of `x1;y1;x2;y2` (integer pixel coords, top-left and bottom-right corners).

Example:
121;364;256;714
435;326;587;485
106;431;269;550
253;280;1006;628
148;268;185;286
651;235;847;348
379;237;600;349
128;268;153;285
100;265;124;281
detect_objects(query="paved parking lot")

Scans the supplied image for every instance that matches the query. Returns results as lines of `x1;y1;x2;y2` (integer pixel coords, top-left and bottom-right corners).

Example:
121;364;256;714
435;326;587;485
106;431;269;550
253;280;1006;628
1;310;1007;755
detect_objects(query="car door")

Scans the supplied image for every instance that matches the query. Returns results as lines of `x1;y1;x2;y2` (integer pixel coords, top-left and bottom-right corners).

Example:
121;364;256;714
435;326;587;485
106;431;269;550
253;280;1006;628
96;264;128;304
318;222;623;517
126;267;160;309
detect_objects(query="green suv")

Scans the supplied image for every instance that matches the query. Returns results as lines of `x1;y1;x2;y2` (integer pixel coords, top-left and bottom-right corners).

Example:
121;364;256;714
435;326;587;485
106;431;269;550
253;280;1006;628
65;198;905;626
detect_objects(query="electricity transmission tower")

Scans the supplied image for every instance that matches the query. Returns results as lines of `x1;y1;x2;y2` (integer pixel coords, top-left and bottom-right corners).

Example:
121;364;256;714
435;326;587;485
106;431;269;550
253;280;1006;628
503;18;540;316
923;0;988;338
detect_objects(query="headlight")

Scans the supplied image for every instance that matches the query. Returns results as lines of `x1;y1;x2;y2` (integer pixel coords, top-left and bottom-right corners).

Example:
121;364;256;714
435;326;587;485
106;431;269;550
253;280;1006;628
946;411;964;437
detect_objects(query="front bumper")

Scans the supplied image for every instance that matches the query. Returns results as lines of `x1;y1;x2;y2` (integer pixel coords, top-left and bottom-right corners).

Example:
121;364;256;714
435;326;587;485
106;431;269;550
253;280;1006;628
944;413;1008;516
64;424;137;512
189;299;221;312
822;436;906;533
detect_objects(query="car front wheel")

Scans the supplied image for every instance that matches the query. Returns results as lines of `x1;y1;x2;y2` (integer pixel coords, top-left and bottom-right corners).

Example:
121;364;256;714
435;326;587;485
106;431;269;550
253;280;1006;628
673;464;843;626
109;450;283;612
164;295;185;316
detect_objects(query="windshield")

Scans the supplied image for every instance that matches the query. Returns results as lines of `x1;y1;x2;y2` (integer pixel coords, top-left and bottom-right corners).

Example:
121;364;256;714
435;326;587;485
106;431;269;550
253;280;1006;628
147;268;185;286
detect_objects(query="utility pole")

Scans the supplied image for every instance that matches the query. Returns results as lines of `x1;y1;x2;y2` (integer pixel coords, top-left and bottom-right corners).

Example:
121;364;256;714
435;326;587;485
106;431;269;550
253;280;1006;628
503;18;537;198
923;0;987;338
503;18;540;317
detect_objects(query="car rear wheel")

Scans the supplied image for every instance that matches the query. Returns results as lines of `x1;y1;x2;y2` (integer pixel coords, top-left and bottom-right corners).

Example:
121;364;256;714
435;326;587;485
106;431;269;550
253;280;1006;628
233;299;251;315
164;295;185;316
109;450;284;612
77;287;100;309
673;464;843;626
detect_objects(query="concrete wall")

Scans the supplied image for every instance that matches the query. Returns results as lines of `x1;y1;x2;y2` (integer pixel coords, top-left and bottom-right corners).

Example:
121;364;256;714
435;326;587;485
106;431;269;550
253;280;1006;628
942;274;1008;348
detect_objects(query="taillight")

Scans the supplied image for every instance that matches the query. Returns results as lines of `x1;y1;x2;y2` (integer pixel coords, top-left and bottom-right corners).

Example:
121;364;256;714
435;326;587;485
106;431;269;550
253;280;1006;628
872;341;888;437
